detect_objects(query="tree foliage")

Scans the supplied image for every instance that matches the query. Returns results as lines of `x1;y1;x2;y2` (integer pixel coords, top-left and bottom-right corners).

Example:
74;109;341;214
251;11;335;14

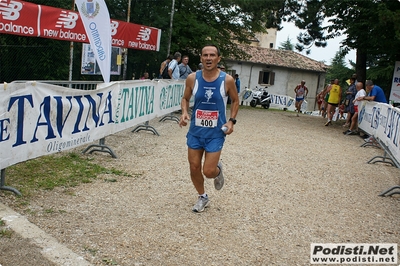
123;0;286;77
278;37;294;51
285;0;400;93
326;51;353;89
1;0;287;81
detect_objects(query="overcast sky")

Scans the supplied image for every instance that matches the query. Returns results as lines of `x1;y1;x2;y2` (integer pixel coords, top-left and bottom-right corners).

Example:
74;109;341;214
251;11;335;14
275;21;356;67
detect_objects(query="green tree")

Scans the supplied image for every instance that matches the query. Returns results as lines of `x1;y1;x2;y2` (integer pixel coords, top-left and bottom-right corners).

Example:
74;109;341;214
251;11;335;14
286;0;400;90
278;37;294;51
326;51;353;90
122;0;286;77
1;0;287;81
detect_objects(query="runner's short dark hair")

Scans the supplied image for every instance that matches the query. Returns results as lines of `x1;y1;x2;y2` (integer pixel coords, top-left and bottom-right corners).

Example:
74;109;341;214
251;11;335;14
201;44;221;56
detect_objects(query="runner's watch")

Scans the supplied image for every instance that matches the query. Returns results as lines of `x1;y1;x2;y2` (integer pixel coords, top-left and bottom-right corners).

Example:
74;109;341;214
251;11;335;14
229;118;237;125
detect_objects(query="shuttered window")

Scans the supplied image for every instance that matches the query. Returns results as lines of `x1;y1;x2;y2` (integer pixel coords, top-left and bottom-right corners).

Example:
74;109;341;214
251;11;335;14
258;71;275;85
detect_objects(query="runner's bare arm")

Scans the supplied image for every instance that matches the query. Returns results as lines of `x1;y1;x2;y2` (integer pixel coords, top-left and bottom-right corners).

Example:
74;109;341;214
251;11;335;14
179;73;195;127
224;74;239;134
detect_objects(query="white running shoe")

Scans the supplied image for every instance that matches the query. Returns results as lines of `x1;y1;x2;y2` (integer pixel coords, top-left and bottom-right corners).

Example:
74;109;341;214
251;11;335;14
192;195;209;213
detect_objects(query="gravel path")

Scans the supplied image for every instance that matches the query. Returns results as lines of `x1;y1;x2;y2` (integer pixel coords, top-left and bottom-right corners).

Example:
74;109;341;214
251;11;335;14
1;108;399;265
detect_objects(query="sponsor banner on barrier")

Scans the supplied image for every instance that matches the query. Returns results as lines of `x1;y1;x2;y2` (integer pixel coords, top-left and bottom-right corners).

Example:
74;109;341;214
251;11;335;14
240;90;305;111
358;100;400;161
0;0;161;51
0;80;185;169
269;93;305;111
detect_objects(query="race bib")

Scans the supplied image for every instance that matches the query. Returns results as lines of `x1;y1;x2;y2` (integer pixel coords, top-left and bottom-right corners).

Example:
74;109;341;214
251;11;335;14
195;109;218;128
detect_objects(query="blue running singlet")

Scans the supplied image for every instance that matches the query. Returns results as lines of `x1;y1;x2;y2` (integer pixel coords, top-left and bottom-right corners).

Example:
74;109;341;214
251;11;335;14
188;71;228;139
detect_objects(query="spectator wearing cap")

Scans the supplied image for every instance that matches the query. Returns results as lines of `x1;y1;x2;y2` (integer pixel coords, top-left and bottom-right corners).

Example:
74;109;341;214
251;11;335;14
342;77;357;128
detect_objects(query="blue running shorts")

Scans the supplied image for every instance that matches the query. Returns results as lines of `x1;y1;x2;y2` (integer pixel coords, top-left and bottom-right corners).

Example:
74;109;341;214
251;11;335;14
186;133;225;153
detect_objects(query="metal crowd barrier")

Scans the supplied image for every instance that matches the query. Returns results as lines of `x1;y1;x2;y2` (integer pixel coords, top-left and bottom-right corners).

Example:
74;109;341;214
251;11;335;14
361;135;400;197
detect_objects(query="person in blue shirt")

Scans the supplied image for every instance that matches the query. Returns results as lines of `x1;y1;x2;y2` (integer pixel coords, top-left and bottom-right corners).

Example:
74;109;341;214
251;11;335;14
359;80;387;103
179;44;239;213
168;52;182;79
235;74;240;94
356;80;387;142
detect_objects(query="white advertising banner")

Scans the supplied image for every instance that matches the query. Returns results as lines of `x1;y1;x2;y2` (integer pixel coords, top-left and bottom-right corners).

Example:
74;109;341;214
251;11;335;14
0;80;185;169
389;61;400;102
75;0;112;83
358;100;400;162
240;89;305;111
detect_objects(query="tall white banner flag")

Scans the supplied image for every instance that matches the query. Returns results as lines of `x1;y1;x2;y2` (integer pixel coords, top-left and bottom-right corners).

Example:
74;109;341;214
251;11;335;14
389;61;400;102
75;0;111;83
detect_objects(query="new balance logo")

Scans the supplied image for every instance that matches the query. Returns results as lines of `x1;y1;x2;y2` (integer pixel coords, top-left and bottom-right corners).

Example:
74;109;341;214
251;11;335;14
0;0;22;21
136;27;151;41
110;20;118;36
55;11;78;29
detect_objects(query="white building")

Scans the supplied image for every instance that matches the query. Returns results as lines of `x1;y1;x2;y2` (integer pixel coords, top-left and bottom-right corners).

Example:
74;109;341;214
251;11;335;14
225;44;327;111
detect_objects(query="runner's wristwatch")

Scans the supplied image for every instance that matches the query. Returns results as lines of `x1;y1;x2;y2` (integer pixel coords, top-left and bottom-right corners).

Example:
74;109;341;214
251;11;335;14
229;118;237;125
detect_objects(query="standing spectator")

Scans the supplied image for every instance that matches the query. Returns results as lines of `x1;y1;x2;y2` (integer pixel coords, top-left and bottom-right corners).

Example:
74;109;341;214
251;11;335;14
235;74;241;94
140;72;149;80
343;77;357;127
159;55;173;79
197;63;203;70
294;80;308;116
168;52;182;79
178;55;193;79
325;79;342;126
345;82;366;135
179;44;239;213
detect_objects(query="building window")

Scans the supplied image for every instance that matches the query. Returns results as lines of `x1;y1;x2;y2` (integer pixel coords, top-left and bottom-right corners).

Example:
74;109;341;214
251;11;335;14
258;71;275;85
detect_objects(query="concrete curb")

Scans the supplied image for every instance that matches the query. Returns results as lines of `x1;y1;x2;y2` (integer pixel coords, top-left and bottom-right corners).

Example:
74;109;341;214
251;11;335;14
0;203;92;266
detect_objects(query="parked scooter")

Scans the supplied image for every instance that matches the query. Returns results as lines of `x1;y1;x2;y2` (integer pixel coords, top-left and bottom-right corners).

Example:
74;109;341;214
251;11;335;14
249;86;271;109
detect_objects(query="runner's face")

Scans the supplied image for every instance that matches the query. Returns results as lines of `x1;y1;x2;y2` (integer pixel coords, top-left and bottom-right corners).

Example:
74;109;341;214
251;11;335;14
200;46;220;70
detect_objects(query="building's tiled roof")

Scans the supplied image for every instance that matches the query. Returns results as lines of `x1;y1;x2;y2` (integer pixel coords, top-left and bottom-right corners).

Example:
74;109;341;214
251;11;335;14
233;44;328;73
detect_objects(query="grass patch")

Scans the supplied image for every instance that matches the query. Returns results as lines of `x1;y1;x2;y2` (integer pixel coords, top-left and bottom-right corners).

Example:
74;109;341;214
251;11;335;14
84;245;98;256
0;221;13;238
0;228;13;238
5;152;130;198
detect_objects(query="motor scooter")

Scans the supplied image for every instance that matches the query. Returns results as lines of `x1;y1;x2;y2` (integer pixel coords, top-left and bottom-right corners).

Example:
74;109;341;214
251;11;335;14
249;86;271;109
